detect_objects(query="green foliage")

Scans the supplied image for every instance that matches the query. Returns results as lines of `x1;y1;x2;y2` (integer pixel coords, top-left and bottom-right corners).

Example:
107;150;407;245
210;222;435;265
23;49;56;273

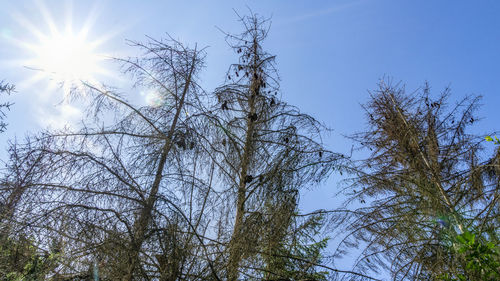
486;135;500;145
0;81;14;132
0;234;60;281
438;231;500;281
262;214;330;280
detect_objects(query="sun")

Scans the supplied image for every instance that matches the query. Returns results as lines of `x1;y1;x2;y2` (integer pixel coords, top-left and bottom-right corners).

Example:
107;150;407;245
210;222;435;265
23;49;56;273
15;2;114;97
31;29;102;87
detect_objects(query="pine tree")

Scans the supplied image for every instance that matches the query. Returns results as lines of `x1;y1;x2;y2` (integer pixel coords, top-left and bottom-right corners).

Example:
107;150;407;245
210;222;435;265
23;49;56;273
1;37;218;280
203;14;342;280
333;81;499;279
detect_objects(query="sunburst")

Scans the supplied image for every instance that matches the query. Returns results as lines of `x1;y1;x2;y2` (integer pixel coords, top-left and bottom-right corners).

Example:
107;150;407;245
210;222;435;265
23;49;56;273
13;1;115;97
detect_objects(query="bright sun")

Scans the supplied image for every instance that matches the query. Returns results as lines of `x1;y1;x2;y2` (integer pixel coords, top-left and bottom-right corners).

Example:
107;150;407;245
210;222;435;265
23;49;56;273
32;30;102;86
15;3;113;96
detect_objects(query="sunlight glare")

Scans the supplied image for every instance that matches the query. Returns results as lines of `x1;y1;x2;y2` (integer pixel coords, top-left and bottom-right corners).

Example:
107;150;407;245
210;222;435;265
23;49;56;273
33;29;102;86
16;2;115;97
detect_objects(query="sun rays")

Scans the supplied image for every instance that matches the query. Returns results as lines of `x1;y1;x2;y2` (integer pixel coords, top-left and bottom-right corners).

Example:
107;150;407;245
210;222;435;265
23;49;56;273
12;1;115;98
25;27;105;93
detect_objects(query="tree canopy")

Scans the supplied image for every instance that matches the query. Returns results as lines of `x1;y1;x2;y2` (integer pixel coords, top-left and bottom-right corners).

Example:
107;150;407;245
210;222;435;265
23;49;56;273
0;12;498;281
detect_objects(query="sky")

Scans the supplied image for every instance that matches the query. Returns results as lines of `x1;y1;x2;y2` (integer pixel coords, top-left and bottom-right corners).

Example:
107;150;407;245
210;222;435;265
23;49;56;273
0;0;499;277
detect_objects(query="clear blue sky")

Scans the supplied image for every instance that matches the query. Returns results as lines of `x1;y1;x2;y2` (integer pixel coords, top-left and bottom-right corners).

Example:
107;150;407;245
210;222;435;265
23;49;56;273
1;0;499;277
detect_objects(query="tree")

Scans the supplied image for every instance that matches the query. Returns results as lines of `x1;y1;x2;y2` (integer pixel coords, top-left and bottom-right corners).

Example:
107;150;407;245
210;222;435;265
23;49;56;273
333;81;500;279
439;231;500;281
438;138;500;281
0;81;14;133
202;14;342;280
1;37;218;280
1;14;377;281
0;80;16;222
0;84;68;281
0;233;59;280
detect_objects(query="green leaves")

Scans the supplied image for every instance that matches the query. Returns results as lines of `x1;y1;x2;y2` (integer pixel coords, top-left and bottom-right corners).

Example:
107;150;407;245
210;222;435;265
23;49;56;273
0;234;60;281
485;135;500;144
440;231;500;281
456;231;475;248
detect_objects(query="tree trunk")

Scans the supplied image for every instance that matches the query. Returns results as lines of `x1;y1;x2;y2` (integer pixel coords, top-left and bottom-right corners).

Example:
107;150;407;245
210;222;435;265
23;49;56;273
124;55;197;281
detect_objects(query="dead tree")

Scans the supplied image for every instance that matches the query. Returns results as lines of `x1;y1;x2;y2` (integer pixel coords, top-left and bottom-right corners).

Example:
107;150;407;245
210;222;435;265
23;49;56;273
201;14;343;280
3;37;219;280
333;81;499;280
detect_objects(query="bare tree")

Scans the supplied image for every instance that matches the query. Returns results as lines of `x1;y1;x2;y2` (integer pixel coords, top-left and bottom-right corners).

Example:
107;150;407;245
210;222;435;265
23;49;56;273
332;81;499;280
200;14;343;280
1;37;222;280
0;14;380;281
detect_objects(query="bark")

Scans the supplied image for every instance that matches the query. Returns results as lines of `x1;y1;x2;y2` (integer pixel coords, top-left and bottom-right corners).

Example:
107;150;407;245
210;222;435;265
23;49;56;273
226;38;260;281
124;52;197;281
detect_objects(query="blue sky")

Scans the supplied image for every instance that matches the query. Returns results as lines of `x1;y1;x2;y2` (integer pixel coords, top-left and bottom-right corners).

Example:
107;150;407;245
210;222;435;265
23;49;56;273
1;0;498;147
1;0;499;276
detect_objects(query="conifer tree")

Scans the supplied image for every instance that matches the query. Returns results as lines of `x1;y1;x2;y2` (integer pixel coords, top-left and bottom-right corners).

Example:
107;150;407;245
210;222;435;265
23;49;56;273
1;38;218;280
333;81;499;280
202;14;342;280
